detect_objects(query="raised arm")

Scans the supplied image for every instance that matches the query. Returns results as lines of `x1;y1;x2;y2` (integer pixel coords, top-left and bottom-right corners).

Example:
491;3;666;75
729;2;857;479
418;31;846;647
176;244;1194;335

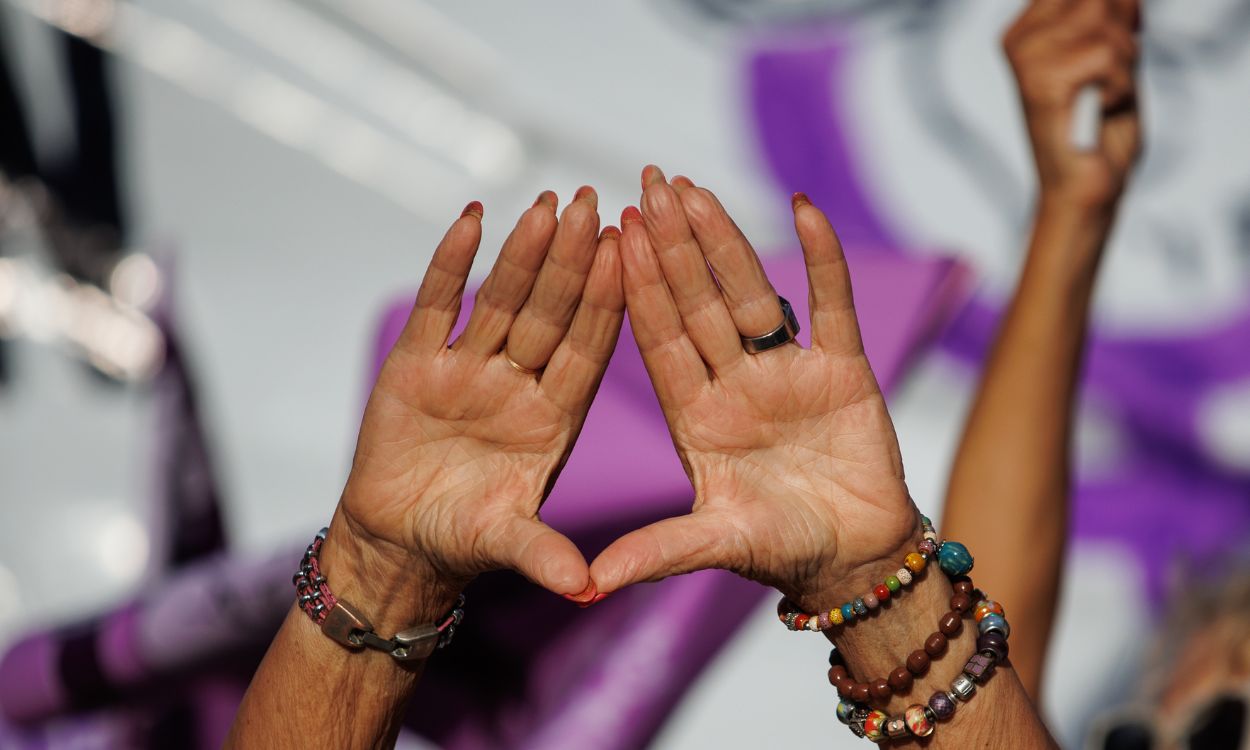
227;190;624;748
940;0;1141;699
592;169;1056;747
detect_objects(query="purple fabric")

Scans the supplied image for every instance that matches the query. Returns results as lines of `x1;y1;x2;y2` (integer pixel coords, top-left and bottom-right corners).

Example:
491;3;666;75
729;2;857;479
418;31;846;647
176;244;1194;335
0;634;64;722
747;34;1250;604
372;250;968;748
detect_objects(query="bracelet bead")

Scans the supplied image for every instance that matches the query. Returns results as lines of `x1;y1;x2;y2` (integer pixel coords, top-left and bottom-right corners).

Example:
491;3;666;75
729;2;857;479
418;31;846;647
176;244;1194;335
885;716;910;740
936;540;975;577
873;583;891;602
888;666;914;693
978;613;1010;638
950;592;972;613
952;578;974;596
895;567;913;586
829;665;849;684
884;575;902;593
837;699;857;724
928;690;956;720
837;680;854;700
905;704;935;737
924;631;948;656
841;603;856;622
904;552;926;573
870;678;893;702
853;598;868;617
977;631;1009;662
938;611;963;636
964;653;996;683
906;649;930;676
917;539;938;556
817;611;832;630
950;673;976;701
852;683;872;703
830;607;845;626
863;592;880;610
863;710;889;742
973;600;1004;622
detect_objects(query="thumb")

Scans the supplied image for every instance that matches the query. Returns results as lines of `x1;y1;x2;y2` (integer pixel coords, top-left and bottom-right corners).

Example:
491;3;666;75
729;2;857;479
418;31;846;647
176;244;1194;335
589;512;742;594
488;516;593;600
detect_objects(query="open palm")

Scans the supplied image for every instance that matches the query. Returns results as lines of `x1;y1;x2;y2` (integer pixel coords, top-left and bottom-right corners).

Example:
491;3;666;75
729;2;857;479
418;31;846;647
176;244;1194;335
590;171;918;607
342;190;623;600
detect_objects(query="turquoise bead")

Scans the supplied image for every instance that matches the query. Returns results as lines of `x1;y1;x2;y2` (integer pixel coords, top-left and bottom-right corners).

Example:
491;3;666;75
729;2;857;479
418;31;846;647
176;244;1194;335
853;598;868;616
979;613;1010;638
841;603;855;621
937;541;974;577
836;699;856;724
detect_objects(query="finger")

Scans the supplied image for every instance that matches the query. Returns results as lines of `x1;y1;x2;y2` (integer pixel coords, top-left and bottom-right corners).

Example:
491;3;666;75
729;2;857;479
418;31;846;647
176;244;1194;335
397;202;484;353
504;186;601;371
540;225;625;414
639;166;744;372
619;206;707;409
792;193;864;355
678;186;786;339
589;513;741;594
453;194;559;356
488;515;591;597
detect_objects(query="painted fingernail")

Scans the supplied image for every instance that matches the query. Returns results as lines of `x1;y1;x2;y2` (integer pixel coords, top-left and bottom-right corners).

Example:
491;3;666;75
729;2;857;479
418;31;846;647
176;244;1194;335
671;175;695;191
578;591;610;609
599;225;621;241
561;581;598;604
461;200;484;219
534;190;558;210
641;164;666;188
573;185;598;208
621;205;643;225
791;192;811;210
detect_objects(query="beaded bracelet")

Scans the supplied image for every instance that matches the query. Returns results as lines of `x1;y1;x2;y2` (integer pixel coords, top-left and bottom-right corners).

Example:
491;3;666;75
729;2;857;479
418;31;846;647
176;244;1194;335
294;528;466;661
778;515;974;632
833;586;1011;744
825;576;979;705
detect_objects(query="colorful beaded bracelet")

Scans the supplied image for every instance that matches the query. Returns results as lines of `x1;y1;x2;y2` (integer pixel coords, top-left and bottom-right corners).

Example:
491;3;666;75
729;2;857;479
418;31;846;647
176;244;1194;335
834;586;1011;744
778;515;974;632
825;577;980;705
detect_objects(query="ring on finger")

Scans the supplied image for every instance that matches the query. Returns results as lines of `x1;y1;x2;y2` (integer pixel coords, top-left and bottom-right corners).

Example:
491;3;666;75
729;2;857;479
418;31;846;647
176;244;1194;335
741;296;800;355
503;351;543;376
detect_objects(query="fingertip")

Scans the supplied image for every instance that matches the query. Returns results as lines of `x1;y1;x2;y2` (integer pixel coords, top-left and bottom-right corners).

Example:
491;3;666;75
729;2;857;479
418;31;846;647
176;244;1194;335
461;200;484;220
599;225;621;242
642;164;666;188
620;205;643;227
671;175;695;192
533;190;559;211
791;192;811;211
573;185;598;209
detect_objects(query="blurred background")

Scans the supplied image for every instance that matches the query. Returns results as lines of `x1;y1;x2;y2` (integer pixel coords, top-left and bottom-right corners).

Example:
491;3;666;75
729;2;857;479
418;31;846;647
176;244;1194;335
1;0;1248;748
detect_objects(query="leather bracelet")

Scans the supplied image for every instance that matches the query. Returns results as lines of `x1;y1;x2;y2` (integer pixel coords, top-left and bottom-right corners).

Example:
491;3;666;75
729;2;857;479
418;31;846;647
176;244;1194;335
293;528;465;662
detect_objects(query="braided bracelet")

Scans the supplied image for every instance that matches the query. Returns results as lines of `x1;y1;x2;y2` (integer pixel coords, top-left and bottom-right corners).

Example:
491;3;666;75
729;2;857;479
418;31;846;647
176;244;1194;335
833;586;1011;743
294;528;466;661
777;515;974;632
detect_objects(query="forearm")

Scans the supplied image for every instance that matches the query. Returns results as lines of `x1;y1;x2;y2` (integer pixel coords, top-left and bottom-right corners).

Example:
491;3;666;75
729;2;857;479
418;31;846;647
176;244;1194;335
227;506;462;749
940;198;1112;696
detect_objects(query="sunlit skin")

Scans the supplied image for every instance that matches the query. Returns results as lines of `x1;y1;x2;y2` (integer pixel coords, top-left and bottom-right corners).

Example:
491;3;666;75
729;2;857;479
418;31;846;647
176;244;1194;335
588;170;916;608
339;189;625;603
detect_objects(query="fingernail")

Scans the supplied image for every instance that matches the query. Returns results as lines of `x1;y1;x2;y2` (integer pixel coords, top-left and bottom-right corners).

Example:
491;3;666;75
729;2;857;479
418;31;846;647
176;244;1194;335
573;185;598;208
620;206;643;225
534;190;558;210
671;175;695;191
791;192;811;211
461;201;484;219
641;164;666;188
599;225;621;240
561;581;597;604
578;591;610;609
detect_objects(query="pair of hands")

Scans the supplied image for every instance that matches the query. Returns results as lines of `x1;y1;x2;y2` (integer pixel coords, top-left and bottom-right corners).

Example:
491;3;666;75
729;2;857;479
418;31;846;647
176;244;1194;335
338;172;915;613
335;0;1142;614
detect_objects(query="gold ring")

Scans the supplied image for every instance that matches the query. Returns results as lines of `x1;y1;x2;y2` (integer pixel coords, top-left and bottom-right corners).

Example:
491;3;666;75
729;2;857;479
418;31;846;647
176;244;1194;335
503;352;542;376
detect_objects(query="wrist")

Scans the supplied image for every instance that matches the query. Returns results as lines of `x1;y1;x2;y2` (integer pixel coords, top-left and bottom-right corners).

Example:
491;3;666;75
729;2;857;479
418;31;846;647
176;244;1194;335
320;506;463;634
